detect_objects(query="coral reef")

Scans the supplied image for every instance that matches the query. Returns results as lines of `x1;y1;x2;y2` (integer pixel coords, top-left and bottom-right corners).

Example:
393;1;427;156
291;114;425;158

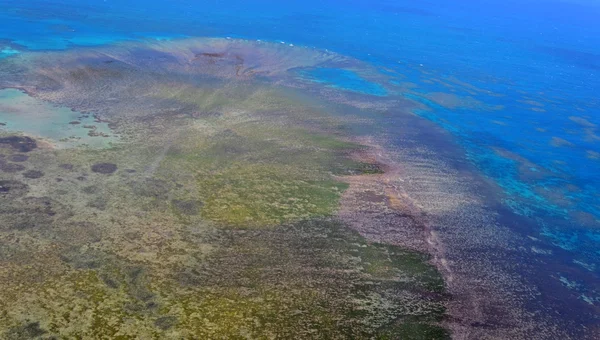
0;136;37;152
91;162;118;174
0;38;448;339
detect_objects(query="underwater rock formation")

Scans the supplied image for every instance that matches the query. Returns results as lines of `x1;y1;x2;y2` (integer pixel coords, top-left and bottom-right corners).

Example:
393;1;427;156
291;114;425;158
0;161;25;173
171;199;202;215
8;154;28;162
22;170;44;179
0;180;29;198
0;136;37;152
91;162;117;174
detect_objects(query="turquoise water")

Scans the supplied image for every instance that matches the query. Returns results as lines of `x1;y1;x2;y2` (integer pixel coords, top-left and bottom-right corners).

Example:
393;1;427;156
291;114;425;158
0;89;116;148
0;0;599;338
299;68;388;96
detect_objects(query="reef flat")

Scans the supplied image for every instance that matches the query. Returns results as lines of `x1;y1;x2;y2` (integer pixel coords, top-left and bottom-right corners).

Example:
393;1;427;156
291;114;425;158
0;38;449;339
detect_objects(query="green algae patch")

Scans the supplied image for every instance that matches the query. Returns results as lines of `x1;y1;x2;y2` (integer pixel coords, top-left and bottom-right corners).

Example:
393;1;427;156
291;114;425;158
235;124;364;151
152;82;300;114
0;218;447;339
196;163;348;227
170;288;344;339
157;219;447;338
151;111;367;228
355;242;446;293
1;270;147;339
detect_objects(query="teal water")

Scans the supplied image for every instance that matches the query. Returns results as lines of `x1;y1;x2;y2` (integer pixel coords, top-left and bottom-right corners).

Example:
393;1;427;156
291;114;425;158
0;89;116;148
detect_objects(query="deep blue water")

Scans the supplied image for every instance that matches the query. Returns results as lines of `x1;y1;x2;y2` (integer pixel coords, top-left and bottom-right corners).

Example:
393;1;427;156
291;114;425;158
1;0;599;330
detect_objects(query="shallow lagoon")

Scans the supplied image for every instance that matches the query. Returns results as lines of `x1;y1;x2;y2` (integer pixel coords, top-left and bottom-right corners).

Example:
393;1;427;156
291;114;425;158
0;89;115;148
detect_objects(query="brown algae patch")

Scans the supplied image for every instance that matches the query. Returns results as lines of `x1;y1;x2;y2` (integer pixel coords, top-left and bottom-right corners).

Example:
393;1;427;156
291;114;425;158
425;92;483;110
519;99;545;107
569;116;596;128
550;136;575;147
491;146;566;183
587;150;600;160
568;115;600;143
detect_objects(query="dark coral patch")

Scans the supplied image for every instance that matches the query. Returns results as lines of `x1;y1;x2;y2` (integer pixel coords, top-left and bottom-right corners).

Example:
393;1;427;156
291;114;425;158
9;154;29;162
172;199;203;215
23;170;44;179
87;197;107;211
190;111;222;119
91;162;117;174
60;248;105;270
82;185;100;194
59;163;74;170
131;178;170;199
0;180;29;198
357;162;385;174
344;161;386;175
54;222;102;245
4;321;47;339
0;196;70;230
21;197;61;217
335;162;386;176
101;274;120;289
124;266;156;307
0;161;25;173
0;136;37;152
155;316;178;330
378;322;450;340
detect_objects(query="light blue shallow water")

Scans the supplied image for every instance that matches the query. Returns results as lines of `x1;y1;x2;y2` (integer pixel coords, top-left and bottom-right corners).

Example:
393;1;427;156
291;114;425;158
1;0;599;335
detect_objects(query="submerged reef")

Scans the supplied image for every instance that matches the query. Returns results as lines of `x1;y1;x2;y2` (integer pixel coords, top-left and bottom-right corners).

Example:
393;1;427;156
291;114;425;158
9;154;29;162
91;162;117;174
0;136;37;152
0;38;449;338
0;179;29;197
